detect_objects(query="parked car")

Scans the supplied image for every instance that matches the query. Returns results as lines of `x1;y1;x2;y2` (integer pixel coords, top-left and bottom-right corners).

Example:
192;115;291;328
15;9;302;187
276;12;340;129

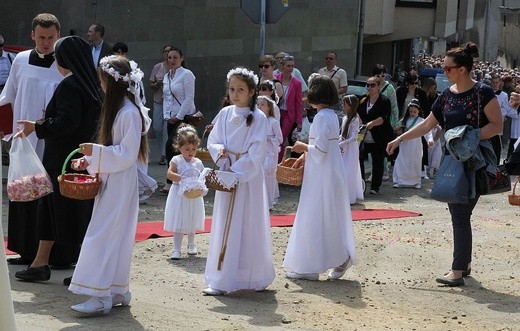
347;76;368;98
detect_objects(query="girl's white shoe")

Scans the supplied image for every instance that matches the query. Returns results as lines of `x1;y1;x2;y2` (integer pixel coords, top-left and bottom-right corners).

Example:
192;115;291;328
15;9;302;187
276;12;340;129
71;296;112;314
203;287;225;296
327;259;353;280
112;292;131;307
187;245;198;255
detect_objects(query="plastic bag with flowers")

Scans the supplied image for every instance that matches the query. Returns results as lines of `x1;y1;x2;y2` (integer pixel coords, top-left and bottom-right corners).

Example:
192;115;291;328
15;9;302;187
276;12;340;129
7;135;53;201
291;116;311;143
178;168;208;199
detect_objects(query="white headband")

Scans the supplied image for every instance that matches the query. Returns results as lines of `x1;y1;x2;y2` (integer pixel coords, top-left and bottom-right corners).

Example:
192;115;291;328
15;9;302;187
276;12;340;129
227;67;259;85
99;55;145;107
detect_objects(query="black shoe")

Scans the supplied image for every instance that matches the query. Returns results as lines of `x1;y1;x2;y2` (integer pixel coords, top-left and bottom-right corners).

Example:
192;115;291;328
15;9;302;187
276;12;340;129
15;265;51;282
7;257;31;265
435;275;464;287
444;269;471;278
63;276;72;286
50;264;73;270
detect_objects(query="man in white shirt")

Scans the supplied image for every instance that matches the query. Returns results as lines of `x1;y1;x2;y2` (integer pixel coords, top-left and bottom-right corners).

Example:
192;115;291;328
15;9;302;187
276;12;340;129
318;51;348;112
87;23;112;67
0;35;13;92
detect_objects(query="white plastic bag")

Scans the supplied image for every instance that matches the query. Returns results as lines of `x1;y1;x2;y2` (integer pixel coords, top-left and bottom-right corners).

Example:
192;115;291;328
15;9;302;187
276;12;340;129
291;116;311;143
6;135;53;202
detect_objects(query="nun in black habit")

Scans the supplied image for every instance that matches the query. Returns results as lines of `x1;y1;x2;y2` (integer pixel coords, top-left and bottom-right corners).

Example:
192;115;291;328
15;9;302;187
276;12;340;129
15;36;102;282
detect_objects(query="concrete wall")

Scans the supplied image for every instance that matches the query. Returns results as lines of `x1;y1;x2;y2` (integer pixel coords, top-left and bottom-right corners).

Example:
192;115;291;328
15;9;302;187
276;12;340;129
0;0;360;122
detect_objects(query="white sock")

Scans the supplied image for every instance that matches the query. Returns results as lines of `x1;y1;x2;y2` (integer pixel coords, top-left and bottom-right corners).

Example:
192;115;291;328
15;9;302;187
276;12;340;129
173;232;183;252
187;233;195;247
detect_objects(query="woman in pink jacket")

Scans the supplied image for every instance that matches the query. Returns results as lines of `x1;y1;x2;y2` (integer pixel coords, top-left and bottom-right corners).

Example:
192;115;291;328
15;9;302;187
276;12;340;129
275;55;303;162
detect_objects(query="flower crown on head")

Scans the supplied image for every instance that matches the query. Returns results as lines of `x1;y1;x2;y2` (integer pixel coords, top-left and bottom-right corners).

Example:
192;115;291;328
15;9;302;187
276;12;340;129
227;67;259;85
177;126;196;135
99;55;145;106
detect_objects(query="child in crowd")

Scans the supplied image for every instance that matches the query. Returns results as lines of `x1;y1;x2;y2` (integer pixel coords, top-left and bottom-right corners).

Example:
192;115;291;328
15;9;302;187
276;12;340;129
339;95;364;204
203;67;275;295
258;80;281;122
69;55;149;314
392;100;433;188
283;75;356;281
163;124;206;259
257;95;283;208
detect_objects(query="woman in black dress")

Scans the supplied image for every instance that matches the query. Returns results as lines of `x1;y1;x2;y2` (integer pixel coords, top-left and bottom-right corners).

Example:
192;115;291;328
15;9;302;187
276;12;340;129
15;36;102;283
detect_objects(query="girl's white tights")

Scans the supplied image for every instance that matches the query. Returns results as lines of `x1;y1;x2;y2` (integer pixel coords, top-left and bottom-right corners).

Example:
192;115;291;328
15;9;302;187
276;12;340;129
173;232;196;252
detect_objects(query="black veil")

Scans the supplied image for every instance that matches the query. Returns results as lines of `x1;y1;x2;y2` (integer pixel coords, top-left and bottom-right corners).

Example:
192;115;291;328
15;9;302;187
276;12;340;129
54;36;102;106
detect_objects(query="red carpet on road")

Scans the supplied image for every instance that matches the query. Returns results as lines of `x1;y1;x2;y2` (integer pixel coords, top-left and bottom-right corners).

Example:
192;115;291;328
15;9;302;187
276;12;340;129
4;209;421;254
134;208;421;243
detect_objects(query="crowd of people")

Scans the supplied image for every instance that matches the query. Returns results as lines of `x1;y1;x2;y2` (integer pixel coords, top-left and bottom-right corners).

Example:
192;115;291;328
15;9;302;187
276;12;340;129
1;12;519;320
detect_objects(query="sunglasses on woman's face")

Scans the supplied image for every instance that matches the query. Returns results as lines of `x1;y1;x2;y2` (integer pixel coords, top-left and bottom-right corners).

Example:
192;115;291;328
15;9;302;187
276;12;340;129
366;83;377;88
258;64;271;69
443;65;461;74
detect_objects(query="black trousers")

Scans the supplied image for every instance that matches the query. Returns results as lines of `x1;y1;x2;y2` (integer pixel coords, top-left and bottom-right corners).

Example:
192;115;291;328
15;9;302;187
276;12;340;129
447;197;479;271
359;142;385;192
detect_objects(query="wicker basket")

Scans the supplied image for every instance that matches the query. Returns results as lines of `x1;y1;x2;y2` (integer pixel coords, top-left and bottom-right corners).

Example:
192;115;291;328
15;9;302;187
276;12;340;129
184;188;205;199
508;179;520;206
58;148;101;200
276;146;303;186
197;129;212;162
204;156;238;192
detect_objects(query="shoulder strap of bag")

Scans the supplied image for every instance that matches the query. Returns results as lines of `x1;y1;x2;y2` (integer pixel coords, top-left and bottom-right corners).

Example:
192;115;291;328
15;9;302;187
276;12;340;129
330;69;338;79
168;80;182;107
381;82;389;94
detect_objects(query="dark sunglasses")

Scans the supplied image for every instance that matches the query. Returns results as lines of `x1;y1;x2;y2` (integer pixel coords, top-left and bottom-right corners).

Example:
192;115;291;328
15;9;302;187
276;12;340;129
366;83;377;88
259;87;272;91
443;65;461;74
325;57;334;60
258;64;271;69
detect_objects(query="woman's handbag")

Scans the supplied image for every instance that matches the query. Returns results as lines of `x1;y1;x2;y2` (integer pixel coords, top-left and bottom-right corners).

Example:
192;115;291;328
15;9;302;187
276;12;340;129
430;154;470;204
184;111;205;127
169;85;204;126
476;165;512;195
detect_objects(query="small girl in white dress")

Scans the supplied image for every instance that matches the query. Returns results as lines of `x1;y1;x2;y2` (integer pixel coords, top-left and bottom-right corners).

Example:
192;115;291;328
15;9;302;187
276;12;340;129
257;96;283;208
163;124;206;259
392;100;433;188
339;95;364;204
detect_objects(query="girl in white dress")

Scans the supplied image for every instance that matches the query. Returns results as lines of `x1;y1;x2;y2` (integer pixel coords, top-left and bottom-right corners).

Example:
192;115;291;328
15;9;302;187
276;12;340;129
68;56;149;314
339;95;364;204
392;100;433;188
283;75;357;281
164;124;205;259
203;67;275;295
258;80;281;122
257;96;283;208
